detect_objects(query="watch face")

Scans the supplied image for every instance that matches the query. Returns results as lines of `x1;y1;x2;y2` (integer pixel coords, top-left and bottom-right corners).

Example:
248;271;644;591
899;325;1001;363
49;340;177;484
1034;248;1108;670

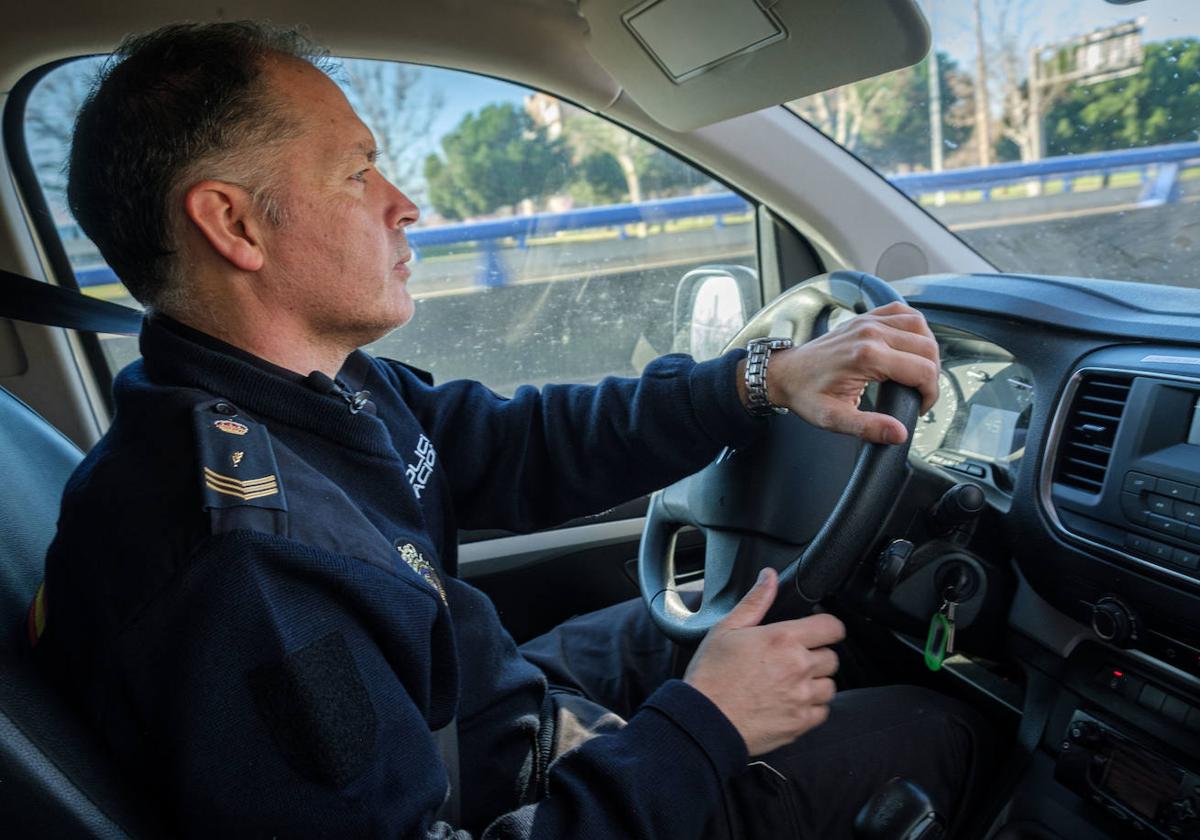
747;337;792;353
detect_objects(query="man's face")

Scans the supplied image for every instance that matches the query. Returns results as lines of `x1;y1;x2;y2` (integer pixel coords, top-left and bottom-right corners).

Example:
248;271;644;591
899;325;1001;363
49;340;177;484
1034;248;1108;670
254;58;420;347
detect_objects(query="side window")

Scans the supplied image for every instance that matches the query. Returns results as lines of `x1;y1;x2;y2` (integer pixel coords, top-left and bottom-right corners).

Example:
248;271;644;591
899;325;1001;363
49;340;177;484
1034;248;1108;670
22;58;760;394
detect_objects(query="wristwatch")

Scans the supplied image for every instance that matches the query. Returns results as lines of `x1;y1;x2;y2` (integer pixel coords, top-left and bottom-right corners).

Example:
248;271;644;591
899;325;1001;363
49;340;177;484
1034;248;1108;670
744;337;793;416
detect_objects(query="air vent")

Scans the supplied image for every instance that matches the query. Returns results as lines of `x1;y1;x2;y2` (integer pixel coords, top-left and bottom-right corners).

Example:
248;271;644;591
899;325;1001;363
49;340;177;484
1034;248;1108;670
1055;374;1132;493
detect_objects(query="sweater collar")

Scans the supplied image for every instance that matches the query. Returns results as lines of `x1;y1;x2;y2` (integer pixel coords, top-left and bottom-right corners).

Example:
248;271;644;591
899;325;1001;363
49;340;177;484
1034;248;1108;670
139;315;396;457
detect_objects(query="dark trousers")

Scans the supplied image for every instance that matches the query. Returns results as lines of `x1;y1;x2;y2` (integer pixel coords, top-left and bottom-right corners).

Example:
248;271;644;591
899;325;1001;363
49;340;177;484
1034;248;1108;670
519;596;988;839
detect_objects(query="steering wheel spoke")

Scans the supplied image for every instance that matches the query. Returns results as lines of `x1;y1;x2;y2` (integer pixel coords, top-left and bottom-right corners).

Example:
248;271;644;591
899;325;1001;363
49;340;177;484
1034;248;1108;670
640;271;921;643
698;529;747;613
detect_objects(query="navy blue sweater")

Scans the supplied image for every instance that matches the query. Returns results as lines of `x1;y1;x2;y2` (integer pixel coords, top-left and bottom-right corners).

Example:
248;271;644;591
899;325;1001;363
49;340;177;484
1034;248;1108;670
37;316;761;837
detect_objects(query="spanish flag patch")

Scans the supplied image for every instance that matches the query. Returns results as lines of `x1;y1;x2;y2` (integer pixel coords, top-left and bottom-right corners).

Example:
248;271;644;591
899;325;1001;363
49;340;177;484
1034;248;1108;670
27;581;46;647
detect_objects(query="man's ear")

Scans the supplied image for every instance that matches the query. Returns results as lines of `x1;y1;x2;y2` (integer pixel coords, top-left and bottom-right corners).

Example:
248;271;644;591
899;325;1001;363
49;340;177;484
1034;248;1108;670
183;180;266;272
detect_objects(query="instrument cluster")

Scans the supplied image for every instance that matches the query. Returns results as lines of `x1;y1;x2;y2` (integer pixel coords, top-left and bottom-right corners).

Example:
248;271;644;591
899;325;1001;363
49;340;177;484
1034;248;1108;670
911;326;1034;494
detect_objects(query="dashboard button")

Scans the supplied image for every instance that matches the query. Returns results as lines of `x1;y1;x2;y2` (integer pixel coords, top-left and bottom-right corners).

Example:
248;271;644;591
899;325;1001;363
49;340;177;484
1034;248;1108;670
1138;683;1167;712
1124;532;1152;554
1148;513;1187;538
1123;472;1156;494
1147;495;1174;517
1176;501;1200;524
1120;493;1149;525
1147;541;1174;562
1121;676;1145;702
1188;524;1200;546
1156;479;1195;502
1162;695;1190;724
1173;548;1200;570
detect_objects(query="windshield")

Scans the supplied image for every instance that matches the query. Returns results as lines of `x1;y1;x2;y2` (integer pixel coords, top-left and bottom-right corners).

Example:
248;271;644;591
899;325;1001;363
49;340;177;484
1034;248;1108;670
788;0;1199;288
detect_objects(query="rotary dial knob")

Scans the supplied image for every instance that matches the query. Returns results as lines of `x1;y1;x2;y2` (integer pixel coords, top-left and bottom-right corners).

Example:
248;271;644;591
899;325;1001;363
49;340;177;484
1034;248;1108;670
1091;596;1138;647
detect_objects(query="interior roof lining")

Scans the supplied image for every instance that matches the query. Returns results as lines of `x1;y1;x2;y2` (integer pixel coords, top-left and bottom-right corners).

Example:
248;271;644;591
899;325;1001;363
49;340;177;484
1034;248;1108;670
0;0;622;111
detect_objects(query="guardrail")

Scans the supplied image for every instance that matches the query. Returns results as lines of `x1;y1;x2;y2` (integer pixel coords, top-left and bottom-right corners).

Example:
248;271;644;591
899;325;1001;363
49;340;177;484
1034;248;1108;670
67;141;1199;289
407;191;751;249
890;141;1200;207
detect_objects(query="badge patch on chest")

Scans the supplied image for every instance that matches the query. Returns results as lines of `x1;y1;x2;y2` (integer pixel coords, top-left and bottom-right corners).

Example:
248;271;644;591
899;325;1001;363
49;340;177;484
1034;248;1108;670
396;542;447;604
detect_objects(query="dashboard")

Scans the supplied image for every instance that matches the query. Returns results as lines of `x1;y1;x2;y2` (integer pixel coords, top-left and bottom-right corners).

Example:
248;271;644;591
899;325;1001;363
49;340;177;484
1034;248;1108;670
892;272;1200;670
891;272;1200;837
911;326;1034;494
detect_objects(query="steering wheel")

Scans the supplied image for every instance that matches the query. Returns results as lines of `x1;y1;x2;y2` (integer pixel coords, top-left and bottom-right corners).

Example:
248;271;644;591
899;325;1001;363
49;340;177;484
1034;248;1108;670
639;271;922;644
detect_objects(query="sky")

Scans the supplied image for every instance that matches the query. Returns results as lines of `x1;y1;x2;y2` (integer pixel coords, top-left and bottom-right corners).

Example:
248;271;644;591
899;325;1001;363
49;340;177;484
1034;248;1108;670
930;0;1200;67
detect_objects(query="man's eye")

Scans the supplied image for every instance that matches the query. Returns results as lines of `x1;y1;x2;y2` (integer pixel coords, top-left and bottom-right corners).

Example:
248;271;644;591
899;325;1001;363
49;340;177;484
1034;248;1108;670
351;169;369;183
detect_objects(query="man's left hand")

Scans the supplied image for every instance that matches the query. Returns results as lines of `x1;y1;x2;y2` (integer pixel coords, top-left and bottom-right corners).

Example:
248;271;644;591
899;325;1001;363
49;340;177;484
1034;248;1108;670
738;301;939;445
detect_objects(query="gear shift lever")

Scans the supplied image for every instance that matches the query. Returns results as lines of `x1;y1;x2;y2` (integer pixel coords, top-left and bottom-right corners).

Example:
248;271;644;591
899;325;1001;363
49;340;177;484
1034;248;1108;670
853;777;946;840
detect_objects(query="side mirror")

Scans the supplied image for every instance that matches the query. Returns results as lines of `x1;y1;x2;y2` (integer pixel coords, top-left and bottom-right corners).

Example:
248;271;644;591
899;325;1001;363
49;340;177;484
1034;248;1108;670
672;266;758;359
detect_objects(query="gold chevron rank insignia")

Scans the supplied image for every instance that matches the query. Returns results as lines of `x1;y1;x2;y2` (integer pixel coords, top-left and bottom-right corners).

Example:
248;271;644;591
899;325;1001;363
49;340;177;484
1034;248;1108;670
204;467;279;500
194;400;288;516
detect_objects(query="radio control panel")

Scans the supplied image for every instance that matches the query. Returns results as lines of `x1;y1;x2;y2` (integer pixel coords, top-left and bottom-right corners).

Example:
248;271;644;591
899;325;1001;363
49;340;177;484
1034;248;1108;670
1056;711;1199;839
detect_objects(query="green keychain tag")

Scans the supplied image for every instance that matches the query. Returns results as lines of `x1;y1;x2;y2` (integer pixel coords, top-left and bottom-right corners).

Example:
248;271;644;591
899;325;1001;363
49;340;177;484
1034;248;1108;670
924;611;951;672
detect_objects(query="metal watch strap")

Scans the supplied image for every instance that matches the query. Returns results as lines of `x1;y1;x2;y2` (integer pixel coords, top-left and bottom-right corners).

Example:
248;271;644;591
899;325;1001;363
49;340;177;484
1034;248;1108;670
745;337;793;416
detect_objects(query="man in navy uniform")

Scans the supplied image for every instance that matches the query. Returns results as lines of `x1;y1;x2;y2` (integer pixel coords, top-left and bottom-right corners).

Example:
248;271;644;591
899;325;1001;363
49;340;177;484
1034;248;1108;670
36;21;984;838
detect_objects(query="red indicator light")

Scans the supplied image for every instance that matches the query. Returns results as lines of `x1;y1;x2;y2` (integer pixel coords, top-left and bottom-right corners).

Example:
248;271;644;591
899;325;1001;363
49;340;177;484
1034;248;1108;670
1112;670;1124;678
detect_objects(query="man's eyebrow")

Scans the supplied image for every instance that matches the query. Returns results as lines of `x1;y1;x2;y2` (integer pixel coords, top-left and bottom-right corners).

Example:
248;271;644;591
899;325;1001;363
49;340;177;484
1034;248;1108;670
343;141;378;164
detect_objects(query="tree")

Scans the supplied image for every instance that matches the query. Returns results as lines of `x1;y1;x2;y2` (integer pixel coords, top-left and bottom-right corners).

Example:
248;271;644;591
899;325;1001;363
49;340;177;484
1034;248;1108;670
989;0;1071;163
340;60;444;205
788;52;972;173
1045;39;1200;156
423;103;572;219
567;151;627;205
638;148;710;195
857;52;975;171
559;117;652;205
789;77;894;154
24;57;105;215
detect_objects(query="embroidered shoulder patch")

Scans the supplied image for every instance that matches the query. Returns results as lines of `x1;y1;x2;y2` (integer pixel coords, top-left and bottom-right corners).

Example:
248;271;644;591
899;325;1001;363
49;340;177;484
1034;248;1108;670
396;542;447;604
192;400;287;513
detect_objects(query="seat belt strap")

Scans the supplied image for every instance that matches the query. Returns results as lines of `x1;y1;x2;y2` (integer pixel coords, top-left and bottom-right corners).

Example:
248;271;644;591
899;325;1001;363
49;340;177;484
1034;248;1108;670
0;268;142;336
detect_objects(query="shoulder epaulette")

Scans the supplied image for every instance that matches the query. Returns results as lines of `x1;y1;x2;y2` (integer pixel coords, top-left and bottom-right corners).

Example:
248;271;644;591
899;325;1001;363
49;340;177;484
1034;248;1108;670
192;400;288;536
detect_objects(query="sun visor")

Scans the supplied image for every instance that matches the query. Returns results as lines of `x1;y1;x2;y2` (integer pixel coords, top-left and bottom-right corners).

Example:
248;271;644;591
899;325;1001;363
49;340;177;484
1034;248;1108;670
579;0;930;131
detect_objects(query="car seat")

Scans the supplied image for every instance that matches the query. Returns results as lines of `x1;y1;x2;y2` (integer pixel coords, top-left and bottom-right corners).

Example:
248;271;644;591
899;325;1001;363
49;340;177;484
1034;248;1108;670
0;384;153;837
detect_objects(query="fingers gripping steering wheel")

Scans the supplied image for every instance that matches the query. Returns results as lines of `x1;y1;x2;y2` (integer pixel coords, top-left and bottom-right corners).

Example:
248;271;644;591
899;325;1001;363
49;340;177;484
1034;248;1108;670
639;271;921;644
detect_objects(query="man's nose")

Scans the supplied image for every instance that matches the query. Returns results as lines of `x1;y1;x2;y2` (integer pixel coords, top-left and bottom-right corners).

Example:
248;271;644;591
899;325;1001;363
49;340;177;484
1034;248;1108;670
385;180;420;230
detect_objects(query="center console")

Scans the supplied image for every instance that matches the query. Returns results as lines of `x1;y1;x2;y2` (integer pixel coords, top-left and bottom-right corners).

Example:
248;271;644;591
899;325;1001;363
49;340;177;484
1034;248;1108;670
1043;349;1200;678
998;346;1200;838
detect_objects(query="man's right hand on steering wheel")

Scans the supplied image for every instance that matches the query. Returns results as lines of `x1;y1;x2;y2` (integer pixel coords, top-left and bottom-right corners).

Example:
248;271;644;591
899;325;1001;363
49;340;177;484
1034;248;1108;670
683;567;846;756
736;300;941;445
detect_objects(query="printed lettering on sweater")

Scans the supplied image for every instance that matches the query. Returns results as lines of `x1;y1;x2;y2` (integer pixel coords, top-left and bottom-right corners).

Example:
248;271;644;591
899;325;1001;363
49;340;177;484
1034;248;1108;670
405;434;436;499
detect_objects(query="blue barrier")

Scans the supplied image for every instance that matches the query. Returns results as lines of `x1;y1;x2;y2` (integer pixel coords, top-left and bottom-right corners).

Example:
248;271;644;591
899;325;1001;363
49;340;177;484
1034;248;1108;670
67;141;1199;290
75;265;119;288
889;141;1200;206
406;191;751;248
